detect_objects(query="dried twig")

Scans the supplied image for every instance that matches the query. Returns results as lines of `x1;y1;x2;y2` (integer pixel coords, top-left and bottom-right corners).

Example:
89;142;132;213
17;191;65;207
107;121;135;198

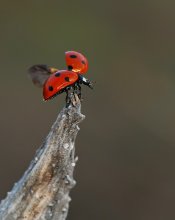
0;94;85;220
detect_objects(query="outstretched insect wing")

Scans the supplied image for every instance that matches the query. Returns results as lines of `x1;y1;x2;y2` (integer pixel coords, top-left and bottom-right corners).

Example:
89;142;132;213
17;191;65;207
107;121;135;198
28;64;58;87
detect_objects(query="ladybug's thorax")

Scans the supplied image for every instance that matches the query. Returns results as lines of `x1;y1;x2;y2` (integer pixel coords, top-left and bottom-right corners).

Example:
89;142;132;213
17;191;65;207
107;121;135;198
78;74;87;83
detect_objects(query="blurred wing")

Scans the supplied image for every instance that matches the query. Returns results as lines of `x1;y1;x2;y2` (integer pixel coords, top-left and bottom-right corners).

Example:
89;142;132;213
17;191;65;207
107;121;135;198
28;64;58;87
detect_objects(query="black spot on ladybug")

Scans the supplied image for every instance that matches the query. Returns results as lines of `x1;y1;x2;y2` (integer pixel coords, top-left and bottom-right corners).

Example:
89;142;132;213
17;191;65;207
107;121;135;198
65;77;70;82
48;86;53;91
68;65;73;70
70;55;77;58
82;60;86;65
55;72;61;77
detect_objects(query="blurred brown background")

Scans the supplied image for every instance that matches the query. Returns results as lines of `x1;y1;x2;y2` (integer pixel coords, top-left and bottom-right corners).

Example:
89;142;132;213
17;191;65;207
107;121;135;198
0;1;175;219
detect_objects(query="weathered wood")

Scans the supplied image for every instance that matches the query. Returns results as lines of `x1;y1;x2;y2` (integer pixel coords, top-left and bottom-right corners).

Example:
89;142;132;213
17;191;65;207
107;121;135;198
0;94;85;220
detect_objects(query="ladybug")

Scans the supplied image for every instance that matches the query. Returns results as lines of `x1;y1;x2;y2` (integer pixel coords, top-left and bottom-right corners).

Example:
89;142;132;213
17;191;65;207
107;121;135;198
28;51;93;104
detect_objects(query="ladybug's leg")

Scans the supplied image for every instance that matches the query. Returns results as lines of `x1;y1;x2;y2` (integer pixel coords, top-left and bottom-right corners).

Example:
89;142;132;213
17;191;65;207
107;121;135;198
65;87;71;107
65;90;69;105
77;83;82;100
73;83;78;95
73;83;77;93
73;83;82;100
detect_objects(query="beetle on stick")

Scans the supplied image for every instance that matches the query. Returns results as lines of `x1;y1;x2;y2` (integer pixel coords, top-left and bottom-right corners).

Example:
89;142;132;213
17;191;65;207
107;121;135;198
28;51;93;104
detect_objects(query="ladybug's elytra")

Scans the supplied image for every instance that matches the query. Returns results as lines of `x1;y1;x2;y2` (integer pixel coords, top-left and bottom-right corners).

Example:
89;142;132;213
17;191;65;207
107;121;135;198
28;51;93;103
65;51;88;74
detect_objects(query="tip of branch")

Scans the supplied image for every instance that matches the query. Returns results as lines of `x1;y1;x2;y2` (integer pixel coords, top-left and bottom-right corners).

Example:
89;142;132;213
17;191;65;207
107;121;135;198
65;94;85;123
69;93;81;108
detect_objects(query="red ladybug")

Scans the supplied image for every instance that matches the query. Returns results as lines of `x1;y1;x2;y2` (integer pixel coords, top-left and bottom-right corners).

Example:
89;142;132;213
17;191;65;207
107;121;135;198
28;51;93;103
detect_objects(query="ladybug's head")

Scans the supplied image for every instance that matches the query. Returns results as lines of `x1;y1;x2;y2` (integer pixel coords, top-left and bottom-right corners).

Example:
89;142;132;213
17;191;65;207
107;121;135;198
65;51;88;74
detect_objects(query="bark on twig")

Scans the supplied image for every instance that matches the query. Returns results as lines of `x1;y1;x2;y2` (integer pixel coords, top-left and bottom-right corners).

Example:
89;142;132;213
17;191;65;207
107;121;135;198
0;94;85;220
